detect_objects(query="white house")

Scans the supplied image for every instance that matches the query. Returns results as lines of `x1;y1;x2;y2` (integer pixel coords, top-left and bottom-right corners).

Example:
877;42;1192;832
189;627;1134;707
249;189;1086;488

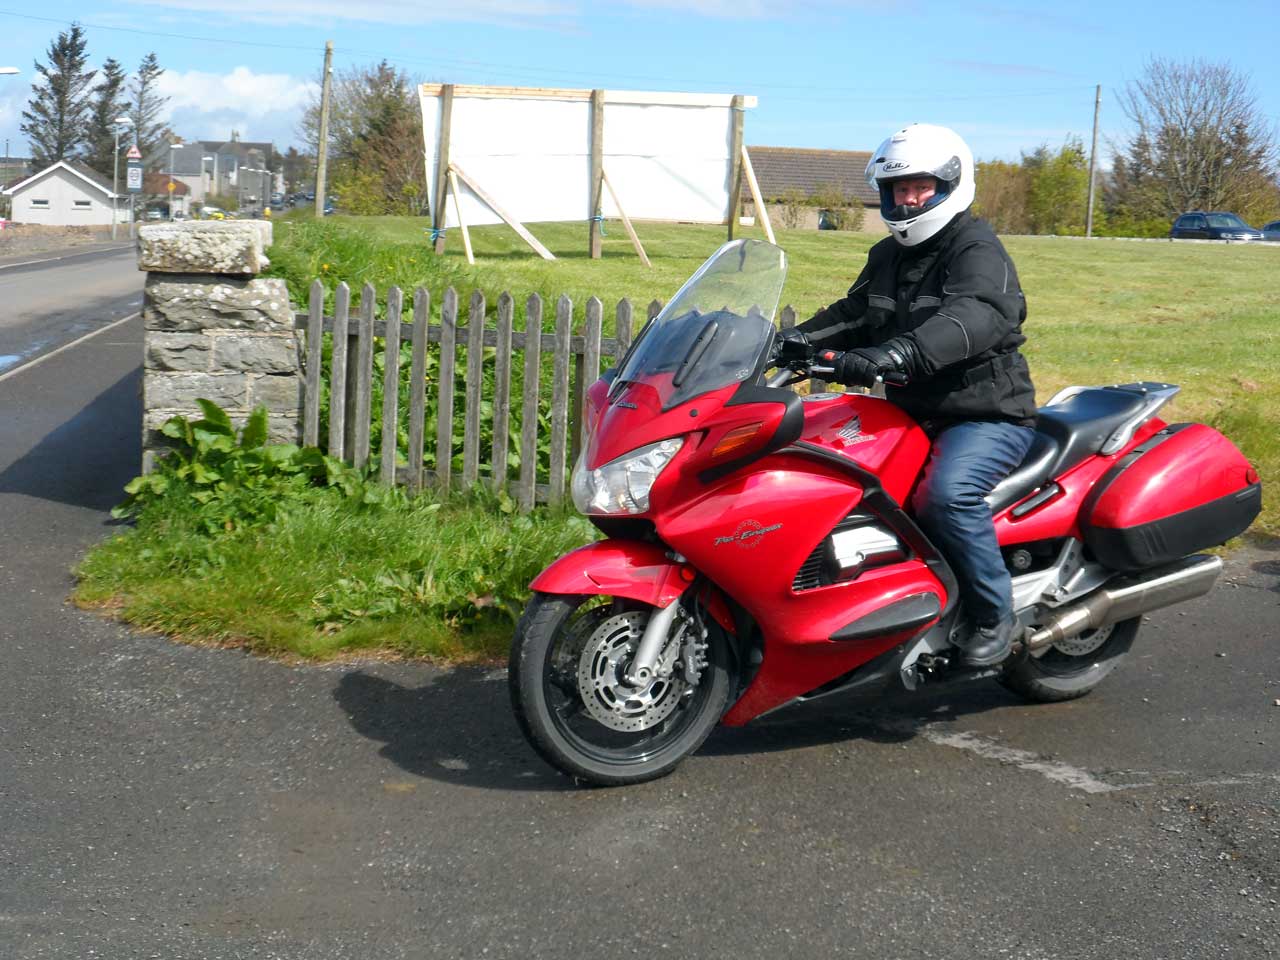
1;160;129;226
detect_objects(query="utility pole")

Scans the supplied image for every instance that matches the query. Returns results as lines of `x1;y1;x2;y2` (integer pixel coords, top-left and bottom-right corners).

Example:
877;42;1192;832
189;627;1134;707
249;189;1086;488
314;41;333;218
1085;84;1101;238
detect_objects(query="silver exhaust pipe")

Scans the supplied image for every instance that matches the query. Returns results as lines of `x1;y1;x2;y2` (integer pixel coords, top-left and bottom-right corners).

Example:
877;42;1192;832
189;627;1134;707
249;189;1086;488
1026;554;1223;651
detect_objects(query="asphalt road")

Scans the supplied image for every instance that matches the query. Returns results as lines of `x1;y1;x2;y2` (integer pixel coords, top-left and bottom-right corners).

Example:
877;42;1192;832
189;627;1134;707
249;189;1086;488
0;273;1276;959
0;244;142;375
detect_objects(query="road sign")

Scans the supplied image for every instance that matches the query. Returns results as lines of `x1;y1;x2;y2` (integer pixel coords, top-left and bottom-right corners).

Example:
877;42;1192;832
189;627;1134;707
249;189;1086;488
126;160;142;194
126;144;141;160
166;181;175;193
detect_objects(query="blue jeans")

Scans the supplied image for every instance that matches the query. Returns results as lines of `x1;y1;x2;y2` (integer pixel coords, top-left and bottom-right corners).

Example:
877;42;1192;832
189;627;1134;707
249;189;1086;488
911;420;1036;626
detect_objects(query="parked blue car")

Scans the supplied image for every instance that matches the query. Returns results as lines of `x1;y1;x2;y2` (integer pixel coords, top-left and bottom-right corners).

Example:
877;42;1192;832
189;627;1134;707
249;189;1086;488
1261;220;1280;242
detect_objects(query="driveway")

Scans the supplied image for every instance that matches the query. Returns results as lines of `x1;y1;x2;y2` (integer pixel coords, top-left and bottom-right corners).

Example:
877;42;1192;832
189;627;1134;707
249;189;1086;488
1;313;1276;959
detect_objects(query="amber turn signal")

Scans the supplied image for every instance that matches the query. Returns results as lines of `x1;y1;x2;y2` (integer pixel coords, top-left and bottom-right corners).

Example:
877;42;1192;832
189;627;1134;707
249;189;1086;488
711;422;764;458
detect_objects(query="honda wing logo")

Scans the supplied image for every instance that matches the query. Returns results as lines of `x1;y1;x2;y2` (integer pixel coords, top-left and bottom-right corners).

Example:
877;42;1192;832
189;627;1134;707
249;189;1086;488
838;415;877;445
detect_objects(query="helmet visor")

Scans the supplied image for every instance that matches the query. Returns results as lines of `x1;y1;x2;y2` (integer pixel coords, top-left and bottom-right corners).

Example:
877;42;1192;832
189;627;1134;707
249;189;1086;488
879;175;952;222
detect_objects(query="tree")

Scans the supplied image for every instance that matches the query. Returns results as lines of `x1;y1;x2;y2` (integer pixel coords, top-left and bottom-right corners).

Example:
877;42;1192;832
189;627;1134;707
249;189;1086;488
20;23;96;167
1025;138;1091;235
300;61;426;216
1114;58;1278;219
129;52;171;165
281;146;314;193
974;159;1032;234
81;58;128;179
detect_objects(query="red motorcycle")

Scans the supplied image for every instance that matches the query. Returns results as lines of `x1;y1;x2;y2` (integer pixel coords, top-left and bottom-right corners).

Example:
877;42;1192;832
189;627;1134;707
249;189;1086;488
509;240;1262;785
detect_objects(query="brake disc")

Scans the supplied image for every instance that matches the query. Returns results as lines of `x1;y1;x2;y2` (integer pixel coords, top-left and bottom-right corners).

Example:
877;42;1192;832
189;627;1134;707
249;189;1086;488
1049;622;1115;657
576;611;687;732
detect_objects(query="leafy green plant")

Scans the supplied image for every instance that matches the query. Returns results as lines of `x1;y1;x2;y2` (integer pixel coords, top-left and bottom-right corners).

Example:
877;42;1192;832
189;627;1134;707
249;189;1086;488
115;399;361;533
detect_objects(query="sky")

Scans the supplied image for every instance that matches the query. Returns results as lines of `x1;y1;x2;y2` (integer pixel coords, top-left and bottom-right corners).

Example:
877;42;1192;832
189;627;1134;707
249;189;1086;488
0;0;1276;167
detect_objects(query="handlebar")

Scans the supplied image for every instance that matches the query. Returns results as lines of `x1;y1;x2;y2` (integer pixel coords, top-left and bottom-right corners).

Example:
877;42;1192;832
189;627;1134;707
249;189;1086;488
766;343;907;388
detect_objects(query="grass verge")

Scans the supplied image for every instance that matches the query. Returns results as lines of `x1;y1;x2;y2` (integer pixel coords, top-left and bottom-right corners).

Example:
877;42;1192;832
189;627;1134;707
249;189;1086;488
75;482;597;662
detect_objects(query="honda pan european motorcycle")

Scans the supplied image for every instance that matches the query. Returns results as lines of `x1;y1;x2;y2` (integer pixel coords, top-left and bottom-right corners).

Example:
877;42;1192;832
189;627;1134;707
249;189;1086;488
508;240;1262;785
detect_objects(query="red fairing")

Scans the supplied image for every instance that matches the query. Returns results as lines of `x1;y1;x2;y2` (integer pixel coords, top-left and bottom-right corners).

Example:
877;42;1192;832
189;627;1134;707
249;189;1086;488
587;379;738;470
795;393;932;505
530;540;688;608
720;562;944;725
1087;423;1257;527
657;455;946;724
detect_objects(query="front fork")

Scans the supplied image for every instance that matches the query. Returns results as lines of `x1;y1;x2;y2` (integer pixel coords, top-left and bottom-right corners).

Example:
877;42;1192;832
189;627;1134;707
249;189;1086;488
625;599;682;686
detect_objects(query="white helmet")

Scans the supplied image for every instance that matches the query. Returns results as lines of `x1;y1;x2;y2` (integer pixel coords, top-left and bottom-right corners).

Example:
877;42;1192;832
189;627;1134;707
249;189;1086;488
865;123;975;247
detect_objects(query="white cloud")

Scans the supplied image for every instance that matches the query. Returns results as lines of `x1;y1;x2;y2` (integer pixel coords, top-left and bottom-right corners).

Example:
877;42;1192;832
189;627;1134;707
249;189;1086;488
158;66;317;118
153;67;316;148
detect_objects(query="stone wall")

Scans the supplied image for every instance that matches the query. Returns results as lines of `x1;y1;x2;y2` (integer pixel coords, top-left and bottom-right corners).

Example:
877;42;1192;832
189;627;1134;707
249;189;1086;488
139;220;302;471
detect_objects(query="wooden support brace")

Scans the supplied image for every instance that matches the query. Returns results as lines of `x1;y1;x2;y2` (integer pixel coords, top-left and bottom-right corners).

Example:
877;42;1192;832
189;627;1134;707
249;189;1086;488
447;168;474;265
600;168;652;269
740;145;776;245
448;162;556;261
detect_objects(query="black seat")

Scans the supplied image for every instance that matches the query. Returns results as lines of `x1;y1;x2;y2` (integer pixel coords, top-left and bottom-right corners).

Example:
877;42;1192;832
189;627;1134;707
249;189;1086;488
985;431;1058;515
984;387;1151;515
1034;387;1150;475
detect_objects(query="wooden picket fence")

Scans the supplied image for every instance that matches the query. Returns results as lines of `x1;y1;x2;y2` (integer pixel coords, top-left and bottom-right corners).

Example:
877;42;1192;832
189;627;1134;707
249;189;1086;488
295;279;800;510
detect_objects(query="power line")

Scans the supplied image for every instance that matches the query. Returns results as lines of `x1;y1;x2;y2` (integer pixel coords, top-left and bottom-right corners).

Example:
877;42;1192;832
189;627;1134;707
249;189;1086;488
0;9;1095;106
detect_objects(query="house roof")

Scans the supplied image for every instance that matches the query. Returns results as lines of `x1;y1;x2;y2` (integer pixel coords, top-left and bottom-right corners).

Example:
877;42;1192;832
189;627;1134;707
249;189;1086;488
0;159;119;198
745;146;878;205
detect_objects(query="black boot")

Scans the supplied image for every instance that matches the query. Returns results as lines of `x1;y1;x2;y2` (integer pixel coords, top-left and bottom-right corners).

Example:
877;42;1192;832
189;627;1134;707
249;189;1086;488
955;612;1017;668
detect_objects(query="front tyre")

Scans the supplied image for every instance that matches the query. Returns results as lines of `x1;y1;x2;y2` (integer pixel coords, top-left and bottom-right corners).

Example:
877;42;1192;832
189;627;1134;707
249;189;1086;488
509;592;733;786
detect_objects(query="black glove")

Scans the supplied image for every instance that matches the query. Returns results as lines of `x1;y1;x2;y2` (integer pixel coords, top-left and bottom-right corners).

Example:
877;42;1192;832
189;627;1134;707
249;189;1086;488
822;337;918;387
773;327;814;363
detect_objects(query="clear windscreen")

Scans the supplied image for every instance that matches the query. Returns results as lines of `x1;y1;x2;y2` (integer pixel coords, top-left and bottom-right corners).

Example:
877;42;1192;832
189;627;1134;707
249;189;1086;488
613;240;787;409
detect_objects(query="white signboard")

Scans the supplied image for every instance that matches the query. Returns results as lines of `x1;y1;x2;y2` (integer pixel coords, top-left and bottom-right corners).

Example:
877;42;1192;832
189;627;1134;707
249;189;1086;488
126;162;143;193
420;85;756;229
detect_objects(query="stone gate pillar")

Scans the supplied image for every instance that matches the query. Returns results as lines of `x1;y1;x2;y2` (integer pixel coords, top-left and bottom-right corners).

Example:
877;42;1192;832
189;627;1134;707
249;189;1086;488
137;220;302;472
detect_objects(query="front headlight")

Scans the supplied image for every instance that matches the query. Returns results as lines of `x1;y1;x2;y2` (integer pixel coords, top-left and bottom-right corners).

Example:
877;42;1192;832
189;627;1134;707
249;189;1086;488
571;438;684;515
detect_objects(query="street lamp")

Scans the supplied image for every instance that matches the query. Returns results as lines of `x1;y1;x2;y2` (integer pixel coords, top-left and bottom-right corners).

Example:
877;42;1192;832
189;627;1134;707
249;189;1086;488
111;116;132;241
168;143;181;220
0;67;19;75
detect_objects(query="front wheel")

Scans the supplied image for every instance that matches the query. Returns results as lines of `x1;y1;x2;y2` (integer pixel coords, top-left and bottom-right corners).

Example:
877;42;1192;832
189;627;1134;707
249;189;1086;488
999;616;1140;703
509;592;734;786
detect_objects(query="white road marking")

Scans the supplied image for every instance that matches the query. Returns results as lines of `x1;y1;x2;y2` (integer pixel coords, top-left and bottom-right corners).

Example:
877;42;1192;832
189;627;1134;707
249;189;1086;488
0;311;140;385
0;255;65;269
0;245;133;272
917;726;1134;794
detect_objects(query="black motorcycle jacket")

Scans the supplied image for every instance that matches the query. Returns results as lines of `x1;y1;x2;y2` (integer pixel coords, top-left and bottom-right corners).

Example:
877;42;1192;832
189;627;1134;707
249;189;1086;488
798;211;1036;426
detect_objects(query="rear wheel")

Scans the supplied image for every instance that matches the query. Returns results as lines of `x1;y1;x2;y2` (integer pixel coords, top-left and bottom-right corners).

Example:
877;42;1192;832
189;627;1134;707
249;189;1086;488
1000;617;1139;702
509;592;733;786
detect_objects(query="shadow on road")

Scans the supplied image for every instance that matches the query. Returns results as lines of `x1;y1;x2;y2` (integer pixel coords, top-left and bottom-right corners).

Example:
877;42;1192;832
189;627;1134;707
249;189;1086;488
333;668;575;793
702;679;1024;758
0;367;141;513
334;663;1026;789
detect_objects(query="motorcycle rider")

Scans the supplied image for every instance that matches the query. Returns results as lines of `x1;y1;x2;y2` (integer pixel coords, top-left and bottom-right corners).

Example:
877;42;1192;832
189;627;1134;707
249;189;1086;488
778;123;1037;667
